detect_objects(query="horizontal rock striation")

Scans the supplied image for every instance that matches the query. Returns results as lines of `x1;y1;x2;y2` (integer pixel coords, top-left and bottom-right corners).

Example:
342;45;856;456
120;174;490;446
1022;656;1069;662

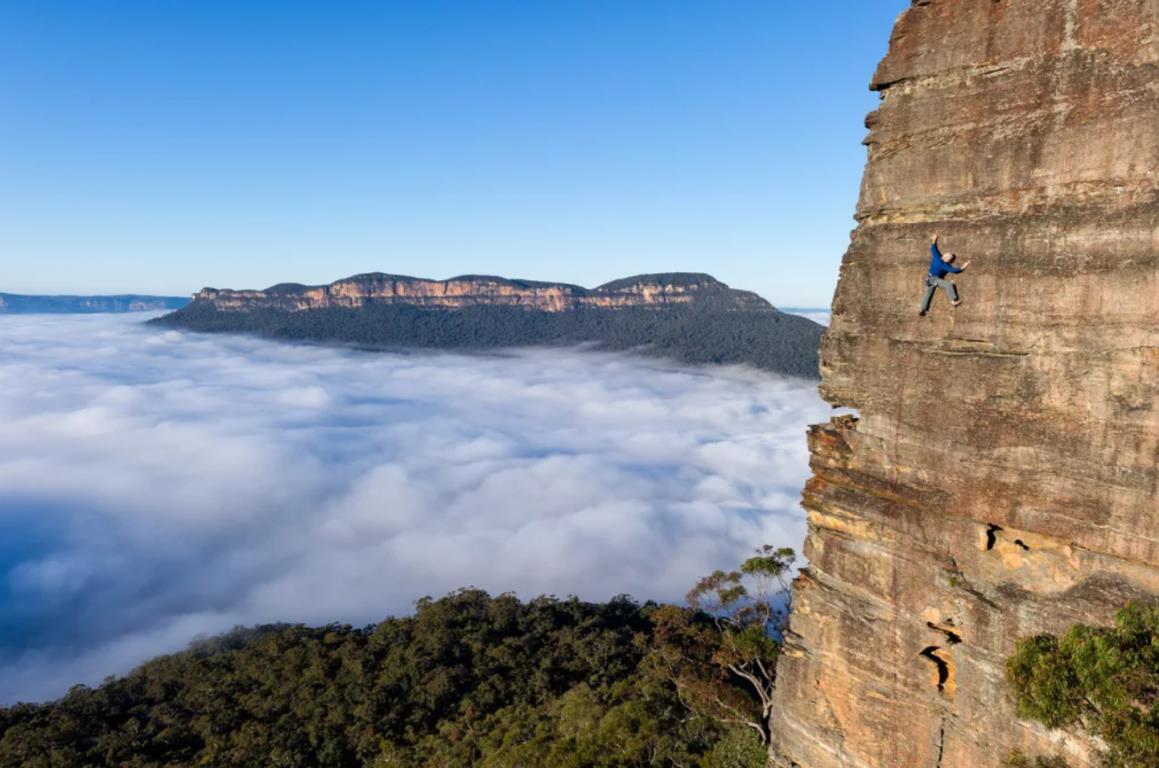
192;273;773;313
770;2;1157;767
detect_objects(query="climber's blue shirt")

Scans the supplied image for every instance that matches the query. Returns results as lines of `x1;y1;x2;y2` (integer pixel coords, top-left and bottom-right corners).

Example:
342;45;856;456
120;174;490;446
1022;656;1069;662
929;243;963;278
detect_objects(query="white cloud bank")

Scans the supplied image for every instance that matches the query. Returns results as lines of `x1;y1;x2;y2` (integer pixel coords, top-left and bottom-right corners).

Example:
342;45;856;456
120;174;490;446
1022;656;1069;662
0;314;833;704
783;308;831;326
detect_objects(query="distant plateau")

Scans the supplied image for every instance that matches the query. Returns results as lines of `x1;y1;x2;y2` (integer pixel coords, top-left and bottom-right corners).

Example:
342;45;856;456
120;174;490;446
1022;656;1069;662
0;293;188;314
153;272;825;378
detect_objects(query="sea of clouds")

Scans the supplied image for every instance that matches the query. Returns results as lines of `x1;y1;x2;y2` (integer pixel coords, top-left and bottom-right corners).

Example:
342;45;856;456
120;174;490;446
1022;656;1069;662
0;313;834;704
784;308;831;326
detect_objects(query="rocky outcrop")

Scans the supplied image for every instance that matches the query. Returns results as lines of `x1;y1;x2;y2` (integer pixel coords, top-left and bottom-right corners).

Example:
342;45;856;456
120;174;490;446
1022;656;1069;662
770;2;1157;767
191;273;773;313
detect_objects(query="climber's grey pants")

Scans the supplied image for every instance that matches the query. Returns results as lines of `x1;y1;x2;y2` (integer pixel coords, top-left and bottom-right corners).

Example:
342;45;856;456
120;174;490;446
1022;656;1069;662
920;275;958;313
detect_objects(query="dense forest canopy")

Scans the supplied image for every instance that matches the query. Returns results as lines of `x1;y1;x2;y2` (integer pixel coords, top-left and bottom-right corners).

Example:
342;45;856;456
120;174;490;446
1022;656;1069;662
0;579;786;768
152;304;823;379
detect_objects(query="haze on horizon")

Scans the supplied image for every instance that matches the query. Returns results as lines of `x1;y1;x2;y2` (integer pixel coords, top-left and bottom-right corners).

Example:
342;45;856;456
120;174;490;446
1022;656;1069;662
0;1;904;307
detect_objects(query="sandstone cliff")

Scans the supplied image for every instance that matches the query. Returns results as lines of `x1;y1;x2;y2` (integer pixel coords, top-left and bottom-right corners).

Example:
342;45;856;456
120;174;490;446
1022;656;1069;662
190;272;772;313
770;1;1157;767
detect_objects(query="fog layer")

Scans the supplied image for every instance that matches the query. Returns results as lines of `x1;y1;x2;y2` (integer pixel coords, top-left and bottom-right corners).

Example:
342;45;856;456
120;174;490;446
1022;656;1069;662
0;314;830;703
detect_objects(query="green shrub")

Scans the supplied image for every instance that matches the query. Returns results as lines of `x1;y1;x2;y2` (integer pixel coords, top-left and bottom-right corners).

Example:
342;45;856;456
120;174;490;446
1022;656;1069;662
703;728;767;768
1006;603;1159;768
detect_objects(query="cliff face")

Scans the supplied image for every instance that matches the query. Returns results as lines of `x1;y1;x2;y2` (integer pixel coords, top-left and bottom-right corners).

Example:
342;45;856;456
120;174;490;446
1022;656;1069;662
770;2;1157;767
191;273;773;313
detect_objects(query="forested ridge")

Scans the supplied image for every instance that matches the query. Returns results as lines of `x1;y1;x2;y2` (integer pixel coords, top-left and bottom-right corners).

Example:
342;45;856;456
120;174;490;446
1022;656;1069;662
0;547;801;768
151;304;823;379
3;540;1155;768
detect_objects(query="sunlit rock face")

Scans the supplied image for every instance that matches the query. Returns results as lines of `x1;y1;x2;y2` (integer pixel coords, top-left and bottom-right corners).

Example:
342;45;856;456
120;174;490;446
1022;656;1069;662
769;1;1158;767
192;273;774;313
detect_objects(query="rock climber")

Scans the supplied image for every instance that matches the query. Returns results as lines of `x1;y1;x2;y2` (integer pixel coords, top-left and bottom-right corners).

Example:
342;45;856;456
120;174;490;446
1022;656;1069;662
919;233;970;316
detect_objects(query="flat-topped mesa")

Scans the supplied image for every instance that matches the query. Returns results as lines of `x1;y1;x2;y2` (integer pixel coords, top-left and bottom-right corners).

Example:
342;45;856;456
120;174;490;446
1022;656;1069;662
770;2;1157;768
159;271;821;377
192;272;774;313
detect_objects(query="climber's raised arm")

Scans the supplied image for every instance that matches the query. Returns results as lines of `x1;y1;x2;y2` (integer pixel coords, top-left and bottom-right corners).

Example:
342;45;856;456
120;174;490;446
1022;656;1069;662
920;237;970;316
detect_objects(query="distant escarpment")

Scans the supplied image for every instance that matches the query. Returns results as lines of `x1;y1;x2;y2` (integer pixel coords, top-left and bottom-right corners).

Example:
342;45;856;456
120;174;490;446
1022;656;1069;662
0;293;188;314
154;273;823;377
770;2;1157;768
186;272;774;313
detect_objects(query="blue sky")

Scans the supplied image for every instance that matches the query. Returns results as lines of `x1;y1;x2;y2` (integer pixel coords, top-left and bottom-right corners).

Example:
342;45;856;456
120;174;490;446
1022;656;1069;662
0;1;904;306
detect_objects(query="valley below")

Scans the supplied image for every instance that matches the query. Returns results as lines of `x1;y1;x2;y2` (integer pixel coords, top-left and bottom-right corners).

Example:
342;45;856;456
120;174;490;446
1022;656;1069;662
0;313;832;707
